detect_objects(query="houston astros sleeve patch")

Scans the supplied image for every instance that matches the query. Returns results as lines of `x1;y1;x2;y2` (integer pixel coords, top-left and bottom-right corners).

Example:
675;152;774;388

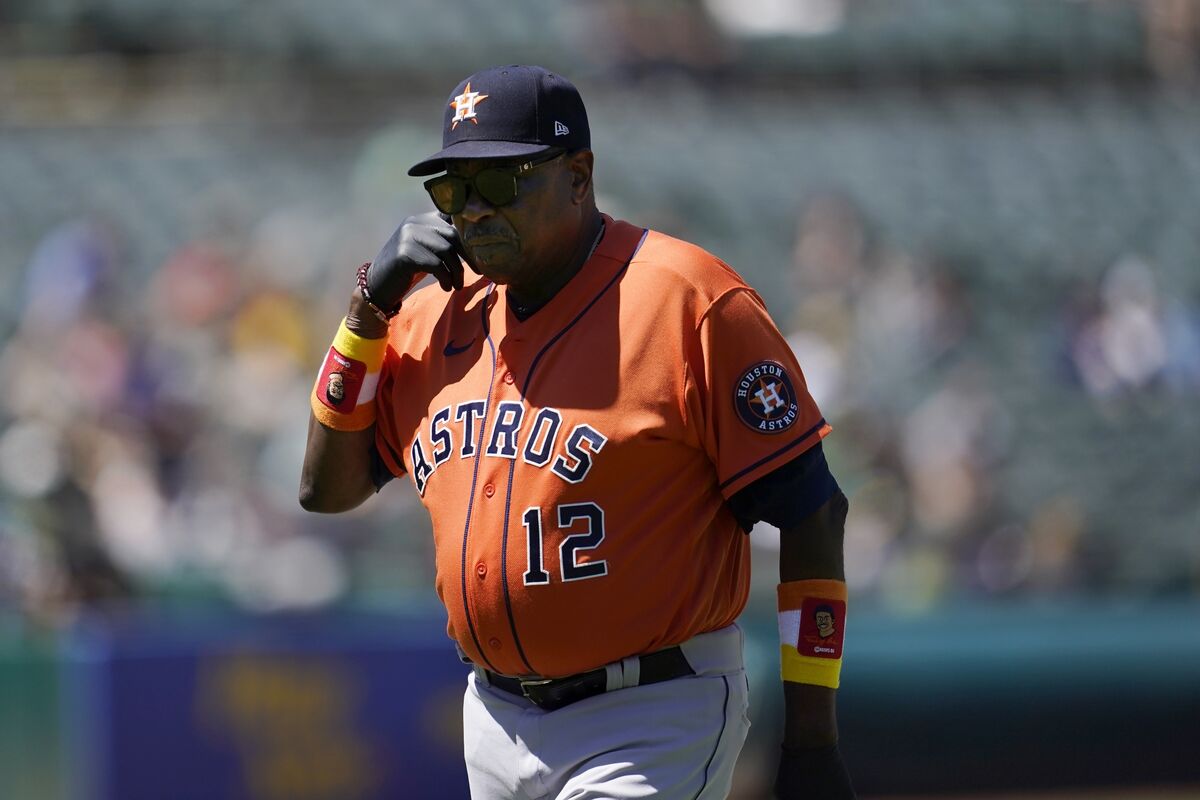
734;360;799;434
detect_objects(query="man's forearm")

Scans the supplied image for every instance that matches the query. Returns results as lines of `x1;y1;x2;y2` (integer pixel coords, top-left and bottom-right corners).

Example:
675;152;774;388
774;490;855;797
778;490;849;745
778;491;847;583
299;418;379;513
299;287;392;514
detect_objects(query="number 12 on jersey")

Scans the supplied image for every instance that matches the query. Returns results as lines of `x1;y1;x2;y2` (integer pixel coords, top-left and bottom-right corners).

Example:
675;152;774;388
522;502;608;585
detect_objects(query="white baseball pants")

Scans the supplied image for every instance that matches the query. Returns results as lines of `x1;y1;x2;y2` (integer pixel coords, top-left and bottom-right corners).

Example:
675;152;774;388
461;624;750;800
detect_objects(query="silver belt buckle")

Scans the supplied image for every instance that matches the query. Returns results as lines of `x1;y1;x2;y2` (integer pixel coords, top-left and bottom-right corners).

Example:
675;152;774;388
519;677;554;698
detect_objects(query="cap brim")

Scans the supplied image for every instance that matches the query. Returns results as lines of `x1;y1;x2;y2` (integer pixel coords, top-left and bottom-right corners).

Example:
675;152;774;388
407;140;554;176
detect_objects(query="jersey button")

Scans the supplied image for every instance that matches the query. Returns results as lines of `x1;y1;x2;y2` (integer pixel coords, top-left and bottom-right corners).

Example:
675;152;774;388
483;483;495;498
476;562;487;579
503;371;514;385
488;637;502;650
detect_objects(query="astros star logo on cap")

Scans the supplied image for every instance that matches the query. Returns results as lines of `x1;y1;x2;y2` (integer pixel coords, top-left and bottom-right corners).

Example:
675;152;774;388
449;82;489;130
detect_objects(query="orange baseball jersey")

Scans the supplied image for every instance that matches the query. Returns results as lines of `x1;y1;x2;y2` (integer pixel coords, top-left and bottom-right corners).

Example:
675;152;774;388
372;215;831;678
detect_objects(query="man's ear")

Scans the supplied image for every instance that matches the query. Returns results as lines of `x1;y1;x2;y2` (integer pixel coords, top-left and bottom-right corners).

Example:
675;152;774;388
567;150;594;202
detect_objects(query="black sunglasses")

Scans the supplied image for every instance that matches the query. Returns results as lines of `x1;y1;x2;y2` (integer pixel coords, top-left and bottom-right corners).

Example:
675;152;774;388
423;150;565;215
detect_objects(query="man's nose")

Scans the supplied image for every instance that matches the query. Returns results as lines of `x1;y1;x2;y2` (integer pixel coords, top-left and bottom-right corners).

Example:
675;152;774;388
458;186;495;223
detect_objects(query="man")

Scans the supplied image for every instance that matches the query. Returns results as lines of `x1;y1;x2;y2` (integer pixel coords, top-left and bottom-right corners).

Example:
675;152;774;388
815;605;838;641
300;64;855;799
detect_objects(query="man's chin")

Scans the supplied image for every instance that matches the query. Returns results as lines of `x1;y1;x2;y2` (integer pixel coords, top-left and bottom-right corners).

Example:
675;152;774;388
470;249;519;281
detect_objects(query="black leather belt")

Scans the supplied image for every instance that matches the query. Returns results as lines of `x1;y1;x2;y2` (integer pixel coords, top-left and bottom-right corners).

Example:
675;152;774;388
486;646;694;711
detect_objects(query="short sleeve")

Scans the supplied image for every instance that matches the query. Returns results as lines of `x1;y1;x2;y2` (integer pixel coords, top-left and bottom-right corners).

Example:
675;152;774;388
685;286;831;498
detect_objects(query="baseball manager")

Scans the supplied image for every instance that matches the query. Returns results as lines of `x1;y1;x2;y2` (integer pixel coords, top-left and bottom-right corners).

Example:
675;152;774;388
301;64;855;799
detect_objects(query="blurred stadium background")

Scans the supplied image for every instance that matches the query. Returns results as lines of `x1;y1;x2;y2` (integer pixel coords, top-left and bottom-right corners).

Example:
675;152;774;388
1;1;1198;798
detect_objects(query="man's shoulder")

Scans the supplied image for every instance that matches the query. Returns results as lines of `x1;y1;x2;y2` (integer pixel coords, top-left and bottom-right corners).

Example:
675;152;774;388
404;275;490;311
387;276;490;342
625;224;753;305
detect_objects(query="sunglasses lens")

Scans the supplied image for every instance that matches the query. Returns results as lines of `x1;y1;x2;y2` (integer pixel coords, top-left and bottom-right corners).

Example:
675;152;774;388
426;164;526;214
475;170;517;207
427;177;464;214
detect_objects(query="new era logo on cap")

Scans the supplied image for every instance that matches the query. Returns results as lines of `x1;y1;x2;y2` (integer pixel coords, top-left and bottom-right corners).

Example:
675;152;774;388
408;65;591;176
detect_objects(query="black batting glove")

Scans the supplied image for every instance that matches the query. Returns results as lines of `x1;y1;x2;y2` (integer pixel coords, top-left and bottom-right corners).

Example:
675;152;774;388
366;212;470;313
775;743;856;799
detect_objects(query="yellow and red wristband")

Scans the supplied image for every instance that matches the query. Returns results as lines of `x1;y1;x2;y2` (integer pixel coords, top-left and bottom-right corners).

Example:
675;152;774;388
310;317;387;431
778;578;847;689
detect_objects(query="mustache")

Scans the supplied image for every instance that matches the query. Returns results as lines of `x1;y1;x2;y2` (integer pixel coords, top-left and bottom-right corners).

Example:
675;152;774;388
464;227;516;244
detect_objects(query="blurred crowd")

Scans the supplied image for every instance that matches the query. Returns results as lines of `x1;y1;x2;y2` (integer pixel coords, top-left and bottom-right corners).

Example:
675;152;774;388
0;193;459;623
1;0;1199;627
767;191;1200;614
1058;254;1200;400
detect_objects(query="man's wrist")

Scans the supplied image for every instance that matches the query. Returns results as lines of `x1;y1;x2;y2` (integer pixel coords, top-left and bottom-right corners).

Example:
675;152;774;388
775;742;855;799
311;315;387;432
781;681;838;749
346;291;391;339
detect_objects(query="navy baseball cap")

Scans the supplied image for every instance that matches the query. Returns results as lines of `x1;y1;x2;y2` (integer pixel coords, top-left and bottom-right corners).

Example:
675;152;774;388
407;65;590;177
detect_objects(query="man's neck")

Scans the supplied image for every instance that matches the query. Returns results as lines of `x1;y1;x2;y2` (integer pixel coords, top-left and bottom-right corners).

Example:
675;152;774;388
508;210;605;316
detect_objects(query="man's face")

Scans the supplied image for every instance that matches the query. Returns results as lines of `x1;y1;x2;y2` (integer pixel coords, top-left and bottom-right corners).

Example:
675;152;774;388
444;153;581;289
326;372;345;403
815;611;834;636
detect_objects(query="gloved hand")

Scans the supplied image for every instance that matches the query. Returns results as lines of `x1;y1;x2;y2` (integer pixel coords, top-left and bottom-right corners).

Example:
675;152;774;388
775;743;856;799
364;212;470;315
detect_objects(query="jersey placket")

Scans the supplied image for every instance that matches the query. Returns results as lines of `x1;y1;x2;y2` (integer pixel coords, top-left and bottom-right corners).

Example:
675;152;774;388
492;345;538;675
460;299;538;675
449;316;501;673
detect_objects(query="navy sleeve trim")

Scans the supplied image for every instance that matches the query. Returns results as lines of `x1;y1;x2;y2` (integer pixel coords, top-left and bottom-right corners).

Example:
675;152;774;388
718;419;827;492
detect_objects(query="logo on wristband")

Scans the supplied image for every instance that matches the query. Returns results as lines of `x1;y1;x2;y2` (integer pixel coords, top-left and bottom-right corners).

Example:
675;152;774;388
326;372;346;403
796;596;845;659
317;347;367;413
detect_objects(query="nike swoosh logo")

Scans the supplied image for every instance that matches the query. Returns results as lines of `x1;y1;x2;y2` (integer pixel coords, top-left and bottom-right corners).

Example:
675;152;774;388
443;338;475;357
